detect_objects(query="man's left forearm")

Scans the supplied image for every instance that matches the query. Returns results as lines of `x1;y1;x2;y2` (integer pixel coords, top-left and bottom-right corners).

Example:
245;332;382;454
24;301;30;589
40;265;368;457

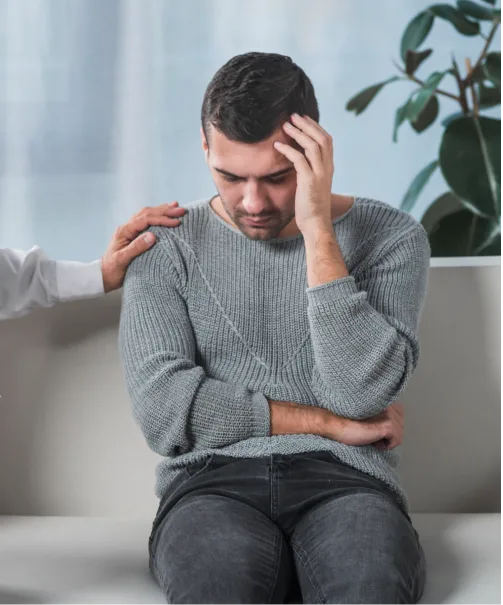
302;219;349;288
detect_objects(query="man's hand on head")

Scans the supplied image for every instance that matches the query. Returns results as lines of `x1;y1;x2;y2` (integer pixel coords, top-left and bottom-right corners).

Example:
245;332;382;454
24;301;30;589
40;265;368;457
101;202;187;293
273;114;350;286
273;113;334;233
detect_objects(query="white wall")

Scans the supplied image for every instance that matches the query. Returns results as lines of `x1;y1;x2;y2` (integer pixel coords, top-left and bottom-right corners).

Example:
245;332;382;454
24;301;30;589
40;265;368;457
0;264;500;517
0;0;500;261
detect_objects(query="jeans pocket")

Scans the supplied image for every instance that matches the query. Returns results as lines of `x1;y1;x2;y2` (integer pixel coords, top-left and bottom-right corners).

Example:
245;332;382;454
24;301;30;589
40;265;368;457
183;453;215;479
149;454;216;558
326;451;412;518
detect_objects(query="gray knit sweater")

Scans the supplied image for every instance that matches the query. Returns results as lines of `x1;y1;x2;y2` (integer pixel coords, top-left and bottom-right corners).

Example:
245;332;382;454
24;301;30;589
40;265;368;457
119;195;430;512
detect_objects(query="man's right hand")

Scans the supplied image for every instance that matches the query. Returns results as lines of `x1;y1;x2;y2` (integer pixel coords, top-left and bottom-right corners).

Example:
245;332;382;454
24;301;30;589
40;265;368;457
325;403;404;451
269;399;404;451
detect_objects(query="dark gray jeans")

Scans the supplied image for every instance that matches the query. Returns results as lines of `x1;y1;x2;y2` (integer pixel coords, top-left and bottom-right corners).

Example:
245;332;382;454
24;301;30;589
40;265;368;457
148;451;426;604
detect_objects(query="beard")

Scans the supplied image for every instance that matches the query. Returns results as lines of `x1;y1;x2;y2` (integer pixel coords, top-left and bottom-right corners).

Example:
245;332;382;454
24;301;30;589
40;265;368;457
217;191;296;241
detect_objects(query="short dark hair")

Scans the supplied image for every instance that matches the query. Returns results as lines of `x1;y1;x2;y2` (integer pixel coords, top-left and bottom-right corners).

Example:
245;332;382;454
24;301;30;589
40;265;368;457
201;52;319;146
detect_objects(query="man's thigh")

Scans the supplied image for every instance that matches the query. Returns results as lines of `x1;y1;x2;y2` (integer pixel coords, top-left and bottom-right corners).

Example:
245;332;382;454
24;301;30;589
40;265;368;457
290;491;426;604
149;456;294;604
151;493;294;604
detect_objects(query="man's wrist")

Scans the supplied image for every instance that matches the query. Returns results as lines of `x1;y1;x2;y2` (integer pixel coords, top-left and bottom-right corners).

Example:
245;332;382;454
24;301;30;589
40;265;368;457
302;223;349;287
300;217;334;241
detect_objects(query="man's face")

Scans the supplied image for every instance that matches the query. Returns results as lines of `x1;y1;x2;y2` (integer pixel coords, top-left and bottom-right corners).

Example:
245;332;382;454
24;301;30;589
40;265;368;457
201;123;301;241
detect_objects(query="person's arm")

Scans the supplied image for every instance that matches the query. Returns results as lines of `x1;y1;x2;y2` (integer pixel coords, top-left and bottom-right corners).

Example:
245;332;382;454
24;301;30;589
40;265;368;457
119;237;273;458
269;398;406;450
0;247;104;320
269;398;335;437
0;203;187;321
272;113;429;422
305;224;430;420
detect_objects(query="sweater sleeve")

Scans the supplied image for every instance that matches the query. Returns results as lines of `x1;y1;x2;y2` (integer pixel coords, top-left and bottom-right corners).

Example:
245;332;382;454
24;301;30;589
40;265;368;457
307;224;430;420
118;238;271;458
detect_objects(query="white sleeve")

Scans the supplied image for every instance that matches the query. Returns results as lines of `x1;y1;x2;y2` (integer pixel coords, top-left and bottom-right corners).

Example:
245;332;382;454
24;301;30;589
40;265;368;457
0;247;105;320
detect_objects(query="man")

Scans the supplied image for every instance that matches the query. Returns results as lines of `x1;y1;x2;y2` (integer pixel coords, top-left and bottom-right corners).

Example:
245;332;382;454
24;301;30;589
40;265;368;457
119;52;430;604
0;202;186;320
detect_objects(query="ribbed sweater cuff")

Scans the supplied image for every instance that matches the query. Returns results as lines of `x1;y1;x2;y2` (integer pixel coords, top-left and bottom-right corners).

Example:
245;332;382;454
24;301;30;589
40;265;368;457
306;276;359;305
252;392;271;437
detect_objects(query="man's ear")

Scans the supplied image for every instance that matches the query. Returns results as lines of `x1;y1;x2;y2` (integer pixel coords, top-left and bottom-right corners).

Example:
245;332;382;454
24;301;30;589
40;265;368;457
201;127;209;162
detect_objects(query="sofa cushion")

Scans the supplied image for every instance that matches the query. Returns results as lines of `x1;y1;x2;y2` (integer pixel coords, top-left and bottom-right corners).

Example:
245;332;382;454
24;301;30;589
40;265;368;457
0;514;500;604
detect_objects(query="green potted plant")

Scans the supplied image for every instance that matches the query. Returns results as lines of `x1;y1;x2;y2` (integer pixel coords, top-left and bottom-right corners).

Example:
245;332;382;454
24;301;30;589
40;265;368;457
346;0;501;256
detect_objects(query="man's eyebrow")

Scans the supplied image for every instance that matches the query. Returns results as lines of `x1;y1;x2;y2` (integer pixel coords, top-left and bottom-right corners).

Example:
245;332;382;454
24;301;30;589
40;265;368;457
214;167;294;179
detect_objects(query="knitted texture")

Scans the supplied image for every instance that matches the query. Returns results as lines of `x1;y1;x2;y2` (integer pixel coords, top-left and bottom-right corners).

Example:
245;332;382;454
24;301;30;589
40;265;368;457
119;195;430;512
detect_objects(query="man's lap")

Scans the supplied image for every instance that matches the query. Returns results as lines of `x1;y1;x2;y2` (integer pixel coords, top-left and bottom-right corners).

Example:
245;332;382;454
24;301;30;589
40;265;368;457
148;451;426;603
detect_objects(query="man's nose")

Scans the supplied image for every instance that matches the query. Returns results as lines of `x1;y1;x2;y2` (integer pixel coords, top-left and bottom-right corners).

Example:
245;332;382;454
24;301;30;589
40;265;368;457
242;182;268;215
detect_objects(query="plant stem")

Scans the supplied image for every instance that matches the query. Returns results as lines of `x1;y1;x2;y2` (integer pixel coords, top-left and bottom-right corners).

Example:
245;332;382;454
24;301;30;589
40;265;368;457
465;58;479;117
465;21;499;85
452;55;470;114
394;64;460;101
411;75;460;101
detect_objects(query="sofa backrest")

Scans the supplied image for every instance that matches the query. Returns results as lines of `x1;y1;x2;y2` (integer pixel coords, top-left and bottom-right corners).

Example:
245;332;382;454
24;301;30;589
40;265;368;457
0;264;500;516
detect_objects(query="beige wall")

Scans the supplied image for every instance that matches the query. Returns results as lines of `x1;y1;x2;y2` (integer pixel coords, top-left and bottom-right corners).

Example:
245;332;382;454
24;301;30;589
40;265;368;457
0;264;500;516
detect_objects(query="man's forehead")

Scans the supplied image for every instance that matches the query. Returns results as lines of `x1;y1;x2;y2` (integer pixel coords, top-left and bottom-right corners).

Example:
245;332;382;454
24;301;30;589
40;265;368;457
206;123;305;177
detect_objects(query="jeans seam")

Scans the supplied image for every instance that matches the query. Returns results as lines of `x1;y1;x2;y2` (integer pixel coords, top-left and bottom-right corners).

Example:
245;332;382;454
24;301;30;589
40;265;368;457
270;454;276;520
412;543;427;603
290;540;327;604
149;551;173;604
265;527;282;604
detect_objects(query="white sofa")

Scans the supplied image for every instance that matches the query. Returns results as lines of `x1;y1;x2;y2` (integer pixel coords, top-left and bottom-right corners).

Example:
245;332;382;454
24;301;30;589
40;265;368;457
0;263;500;604
0;514;500;604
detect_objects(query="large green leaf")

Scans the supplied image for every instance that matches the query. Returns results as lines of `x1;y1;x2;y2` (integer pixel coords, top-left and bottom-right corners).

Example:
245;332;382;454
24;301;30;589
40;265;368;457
400;11;435;62
411;95;439;132
473;221;501;254
439;116;501;218
346;77;400;115
457;0;495;20
420;192;466;234
484;52;501;85
428;209;500;255
479;234;501;254
400;160;439;212
441;111;465;127
479;81;501;107
405;49;433;75
429;4;481;35
409;71;447;121
478;0;500;20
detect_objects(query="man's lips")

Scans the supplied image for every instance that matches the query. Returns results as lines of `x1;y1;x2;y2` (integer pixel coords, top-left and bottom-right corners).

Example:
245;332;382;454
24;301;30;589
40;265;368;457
243;216;273;226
